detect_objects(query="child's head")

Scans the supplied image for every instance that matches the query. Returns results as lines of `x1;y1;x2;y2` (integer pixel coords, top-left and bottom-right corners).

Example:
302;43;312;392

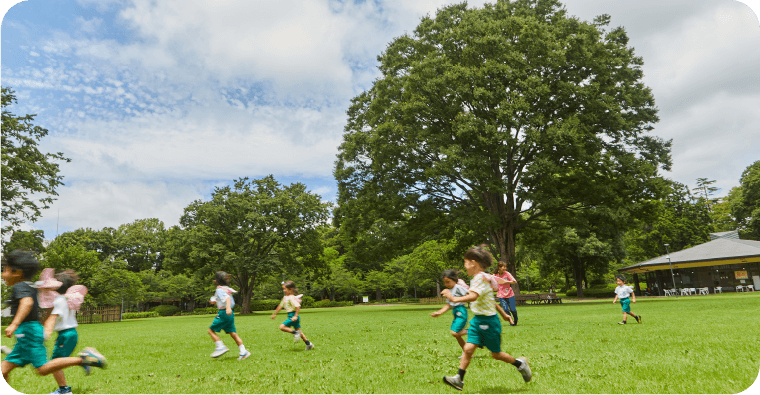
615;274;626;285
441;269;459;289
497;261;507;273
54;270;79;294
282;280;296;295
1;250;40;284
463;244;494;274
214;271;231;286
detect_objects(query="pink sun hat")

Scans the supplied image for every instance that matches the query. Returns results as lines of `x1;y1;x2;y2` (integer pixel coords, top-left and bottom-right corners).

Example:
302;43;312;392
35;268;63;308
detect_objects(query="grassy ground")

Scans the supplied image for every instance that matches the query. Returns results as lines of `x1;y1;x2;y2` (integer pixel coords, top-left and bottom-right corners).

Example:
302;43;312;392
2;293;759;393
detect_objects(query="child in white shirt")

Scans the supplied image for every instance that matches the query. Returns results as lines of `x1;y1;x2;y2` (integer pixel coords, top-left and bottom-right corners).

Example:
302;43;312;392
431;270;470;357
270;281;314;350
208;271;250;360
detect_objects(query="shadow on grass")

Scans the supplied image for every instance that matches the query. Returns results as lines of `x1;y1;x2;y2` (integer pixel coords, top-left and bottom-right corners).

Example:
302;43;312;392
478;386;532;393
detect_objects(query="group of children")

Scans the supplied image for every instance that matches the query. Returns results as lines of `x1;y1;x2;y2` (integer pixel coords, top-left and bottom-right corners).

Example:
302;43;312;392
1;250;107;394
3;245;642;393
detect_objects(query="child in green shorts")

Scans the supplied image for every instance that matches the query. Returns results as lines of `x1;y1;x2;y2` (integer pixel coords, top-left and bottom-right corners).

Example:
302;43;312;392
613;274;641;325
431;270;469;358
208;271;250;360
37;268;91;394
271;281;314;351
440;245;532;391
1;251;106;388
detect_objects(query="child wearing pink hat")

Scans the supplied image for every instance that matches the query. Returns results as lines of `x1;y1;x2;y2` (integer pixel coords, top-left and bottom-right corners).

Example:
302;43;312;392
37;269;92;394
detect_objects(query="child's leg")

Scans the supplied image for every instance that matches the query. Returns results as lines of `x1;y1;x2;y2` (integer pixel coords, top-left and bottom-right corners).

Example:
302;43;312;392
458;342;478;370
36;357;84;376
2;360;18;383
451;331;466;350
229;332;244;347
298;330;310;343
208;328;222;342
490;351;517;364
279;324;296;334
52;370;67;387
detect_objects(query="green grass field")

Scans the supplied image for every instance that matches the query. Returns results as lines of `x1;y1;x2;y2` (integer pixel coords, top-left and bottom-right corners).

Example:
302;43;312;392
2;293;759;393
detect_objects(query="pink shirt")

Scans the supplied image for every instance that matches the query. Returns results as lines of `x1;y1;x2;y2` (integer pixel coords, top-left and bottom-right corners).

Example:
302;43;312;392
495;271;516;298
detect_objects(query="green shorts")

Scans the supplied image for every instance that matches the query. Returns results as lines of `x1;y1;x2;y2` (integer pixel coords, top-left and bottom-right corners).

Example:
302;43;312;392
450;305;468;333
620;297;631;313
51;328;78;359
209;310;237;333
466;314;502;353
283;311;301;330
4;321;48;368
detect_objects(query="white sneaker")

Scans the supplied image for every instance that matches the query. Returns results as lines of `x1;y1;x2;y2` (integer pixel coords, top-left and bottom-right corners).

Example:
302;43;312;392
305;342;314;351
516;357;532;382
293;330;301;343
238;350;251;360
443;374;464;391
0;345;11;355
210;347;229;358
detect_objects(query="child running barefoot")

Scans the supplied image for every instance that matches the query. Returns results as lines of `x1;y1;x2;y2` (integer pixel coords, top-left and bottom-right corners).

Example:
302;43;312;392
270;281;314;351
2;251;106;388
37;269;91;394
441;245;531;391
613;275;641;325
208;271;250;360
430;270;469;358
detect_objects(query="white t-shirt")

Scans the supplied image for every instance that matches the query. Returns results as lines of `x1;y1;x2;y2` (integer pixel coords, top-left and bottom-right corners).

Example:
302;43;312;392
51;295;78;331
279;295;301;313
447;284;469;307
213;287;235;309
615;285;634;299
469;273;497;316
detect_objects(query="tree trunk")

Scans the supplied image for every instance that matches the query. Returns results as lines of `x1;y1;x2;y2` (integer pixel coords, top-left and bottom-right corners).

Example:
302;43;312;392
376;287;382;301
238;272;255;314
573;264;584;298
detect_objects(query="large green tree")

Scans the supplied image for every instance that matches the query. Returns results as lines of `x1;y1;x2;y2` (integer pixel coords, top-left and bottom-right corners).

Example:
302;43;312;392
1;87;70;240
730;161;760;240
166;176;331;313
335;0;671;278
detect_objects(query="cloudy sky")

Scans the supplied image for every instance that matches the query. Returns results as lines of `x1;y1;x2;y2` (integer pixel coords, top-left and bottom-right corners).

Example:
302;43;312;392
1;0;759;240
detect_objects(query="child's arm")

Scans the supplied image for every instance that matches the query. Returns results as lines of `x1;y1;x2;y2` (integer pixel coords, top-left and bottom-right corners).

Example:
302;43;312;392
270;303;283;319
612;295;618;304
495;303;514;325
5;297;33;338
442;289;479;304
43;313;58;341
631;290;636;303
225;296;232;315
430;303;451;317
292;305;300;322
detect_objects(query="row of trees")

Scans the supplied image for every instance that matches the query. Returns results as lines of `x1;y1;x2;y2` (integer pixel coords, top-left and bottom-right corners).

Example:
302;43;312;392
4;1;759;305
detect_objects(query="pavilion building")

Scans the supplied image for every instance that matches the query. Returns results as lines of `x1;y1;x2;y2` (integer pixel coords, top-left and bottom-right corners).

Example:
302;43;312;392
618;231;760;295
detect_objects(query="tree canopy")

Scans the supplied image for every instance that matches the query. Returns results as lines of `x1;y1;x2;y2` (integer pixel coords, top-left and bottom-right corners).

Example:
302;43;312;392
1;87;70;240
335;0;671;277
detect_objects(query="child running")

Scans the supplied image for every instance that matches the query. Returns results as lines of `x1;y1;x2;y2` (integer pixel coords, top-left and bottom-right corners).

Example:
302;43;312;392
613;274;641;325
441;245;531;391
37;269;90;394
270;281;314;351
430;270;469;357
208;271;250;360
1;251;107;387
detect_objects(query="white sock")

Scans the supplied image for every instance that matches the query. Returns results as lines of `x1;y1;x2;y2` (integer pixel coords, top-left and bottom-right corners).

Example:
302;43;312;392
215;341;224;349
239;345;246;353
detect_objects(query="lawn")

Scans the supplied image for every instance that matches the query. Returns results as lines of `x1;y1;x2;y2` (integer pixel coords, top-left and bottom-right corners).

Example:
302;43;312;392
2;293;759;393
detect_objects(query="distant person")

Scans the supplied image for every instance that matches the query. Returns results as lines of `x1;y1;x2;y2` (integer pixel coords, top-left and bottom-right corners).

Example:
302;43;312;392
441;245;531;391
1;251;106;387
208;271;250;360
37;268;91;394
271;281;314;351
430;270;470;358
493;261;518;326
613;275;641;325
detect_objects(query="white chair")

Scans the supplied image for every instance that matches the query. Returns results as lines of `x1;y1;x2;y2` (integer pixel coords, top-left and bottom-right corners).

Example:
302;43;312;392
748;285;754;292
699;288;709;295
715;287;722;294
689;288;696;295
664;289;673;296
681;288;690;296
736;285;745;292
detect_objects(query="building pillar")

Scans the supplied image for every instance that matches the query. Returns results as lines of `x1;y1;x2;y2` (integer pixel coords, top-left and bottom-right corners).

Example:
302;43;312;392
633;273;641;294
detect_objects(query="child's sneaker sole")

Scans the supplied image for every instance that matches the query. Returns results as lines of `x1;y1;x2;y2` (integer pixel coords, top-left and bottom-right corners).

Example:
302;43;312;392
78;347;107;369
516;356;532;382
238;351;251;360
211;347;229;358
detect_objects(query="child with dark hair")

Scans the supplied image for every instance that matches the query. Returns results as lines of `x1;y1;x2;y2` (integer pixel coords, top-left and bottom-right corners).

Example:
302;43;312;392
440;245;531;391
431;270;470;358
208;271;250;360
613;274;641;325
37;269;91;394
2;251;106;387
271;281;314;350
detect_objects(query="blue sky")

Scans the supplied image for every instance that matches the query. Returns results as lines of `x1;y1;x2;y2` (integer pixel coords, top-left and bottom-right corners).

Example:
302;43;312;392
1;0;759;240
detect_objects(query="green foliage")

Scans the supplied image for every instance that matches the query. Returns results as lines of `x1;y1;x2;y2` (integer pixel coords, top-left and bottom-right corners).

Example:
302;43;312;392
3;229;45;254
150;305;180;317
335;0;670;276
249;299;281;311
122;311;160;319
730;161;760;240
169;176;331;313
115;218;167;271
1;87;70;240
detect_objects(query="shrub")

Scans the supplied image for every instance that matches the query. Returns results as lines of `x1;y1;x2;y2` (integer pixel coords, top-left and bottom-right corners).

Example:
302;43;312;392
249;299;281;311
1;317;12;326
122;311;159;319
311;300;353;308
190;307;218;315
301;295;316;308
150;305;180;317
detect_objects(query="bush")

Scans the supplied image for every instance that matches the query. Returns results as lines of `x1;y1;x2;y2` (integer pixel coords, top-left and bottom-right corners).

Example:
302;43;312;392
150;305;180;316
189;307;218;315
566;284;617;298
122;311;159;319
311;300;353;308
1;317;12;326
301;295;316;308
249;299;281;311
